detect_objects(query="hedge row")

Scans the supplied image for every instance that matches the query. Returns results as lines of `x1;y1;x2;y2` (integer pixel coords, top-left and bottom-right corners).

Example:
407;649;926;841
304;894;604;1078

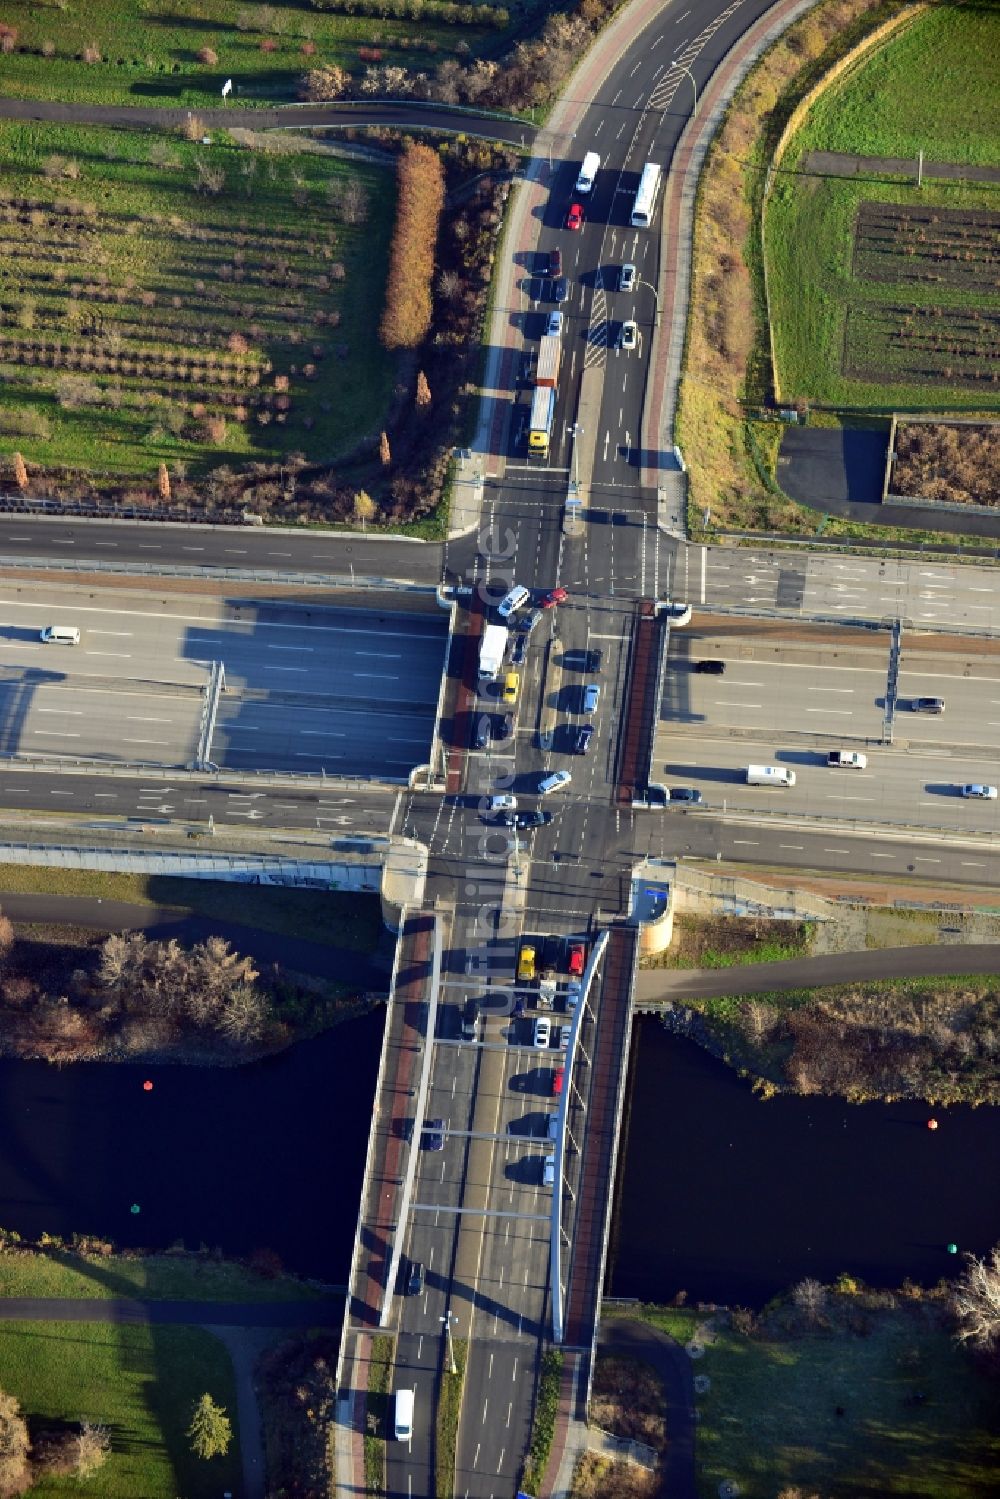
312;0;507;26
379;142;444;351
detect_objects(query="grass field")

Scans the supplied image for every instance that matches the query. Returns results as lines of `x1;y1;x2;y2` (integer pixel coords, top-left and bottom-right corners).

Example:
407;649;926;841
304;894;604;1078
766;4;1000;414
0;864;383;950
0;1320;242;1498
0;121;395;483
800;4;1000;169
0;1246;324;1300
0;0;507;108
604;1299;1000;1499
694;1307;1000;1499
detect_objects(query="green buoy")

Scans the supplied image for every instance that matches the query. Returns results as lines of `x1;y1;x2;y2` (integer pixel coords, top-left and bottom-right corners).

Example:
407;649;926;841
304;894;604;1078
130;1204;141;1215
946;1242;958;1255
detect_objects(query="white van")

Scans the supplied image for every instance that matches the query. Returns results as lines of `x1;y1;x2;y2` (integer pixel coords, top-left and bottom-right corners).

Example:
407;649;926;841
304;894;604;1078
746;765;796;788
575;151;600;194
394;1388;414;1442
497;584;530;620
40;625;81;646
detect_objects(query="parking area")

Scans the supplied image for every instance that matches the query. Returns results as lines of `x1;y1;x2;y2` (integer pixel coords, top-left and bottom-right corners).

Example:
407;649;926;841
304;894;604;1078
655;622;1000;831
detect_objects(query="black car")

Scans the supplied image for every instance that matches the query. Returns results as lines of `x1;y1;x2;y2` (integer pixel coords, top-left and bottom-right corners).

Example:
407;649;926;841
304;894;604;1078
494;712;515;741
574;724;594;755
668;787;703;804
407;1260;424;1296
510;634;528;666
503;809;553;830
472;714;491;749
423;1118;445;1151
461;996;480;1038
553;276;568;303
541;935;563;972
516;609;544;636
548;247;562;277
694;659;725;675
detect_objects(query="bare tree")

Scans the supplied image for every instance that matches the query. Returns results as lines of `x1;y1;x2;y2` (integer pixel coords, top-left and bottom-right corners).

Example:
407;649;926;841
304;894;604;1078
74;1421;110;1479
216;984;269;1043
415;371;431;408
0;1388;30;1497
379;430;391;467
792;1277;827;1325
954;1244;1000;1351
194;160;225;195
158;462;171;502
11;454;27;491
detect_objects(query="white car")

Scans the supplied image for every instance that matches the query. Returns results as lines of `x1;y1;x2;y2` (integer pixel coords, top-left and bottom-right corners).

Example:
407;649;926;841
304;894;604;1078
543;1155;556;1186
497;584;530;619
547;1113;560;1141
533;1016;551;1049
538;770;572;796
619;320;638;351
962;784;998;800
546;310;563;337
565;981;581;1010
619;263;636;292
485;794;516;812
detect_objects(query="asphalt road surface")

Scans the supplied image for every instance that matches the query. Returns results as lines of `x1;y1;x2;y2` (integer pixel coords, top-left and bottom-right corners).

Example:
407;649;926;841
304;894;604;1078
0;586;445;776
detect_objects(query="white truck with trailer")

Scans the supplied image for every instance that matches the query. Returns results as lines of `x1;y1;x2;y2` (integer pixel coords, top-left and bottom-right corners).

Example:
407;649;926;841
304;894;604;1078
746;764;796;788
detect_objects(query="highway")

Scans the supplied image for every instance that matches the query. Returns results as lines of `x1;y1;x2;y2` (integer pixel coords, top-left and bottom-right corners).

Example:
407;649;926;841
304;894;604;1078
0;587;445;776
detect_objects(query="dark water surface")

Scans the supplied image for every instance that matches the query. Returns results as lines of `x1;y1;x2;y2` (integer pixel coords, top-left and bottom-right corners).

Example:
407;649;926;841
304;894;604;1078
613;1020;1000;1307
0;1009;383;1282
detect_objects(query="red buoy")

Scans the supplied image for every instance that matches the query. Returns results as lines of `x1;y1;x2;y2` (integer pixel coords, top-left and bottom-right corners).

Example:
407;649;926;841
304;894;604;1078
143;1080;154;1092
927;1118;938;1131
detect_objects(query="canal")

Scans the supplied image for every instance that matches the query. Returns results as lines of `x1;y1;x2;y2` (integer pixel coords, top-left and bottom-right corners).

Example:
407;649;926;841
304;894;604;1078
0;1008;384;1283
612;1019;1000;1307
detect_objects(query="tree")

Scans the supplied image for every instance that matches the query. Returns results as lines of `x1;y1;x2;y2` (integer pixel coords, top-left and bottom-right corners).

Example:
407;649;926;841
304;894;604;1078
157;462;170;502
74;1422;110;1480
379;430;391;467
415;371;432;408
792;1277;827;1325
353;490;377;527
187;1394;232;1460
954;1244;1000;1351
0;1388;30;1497
11;453;27;491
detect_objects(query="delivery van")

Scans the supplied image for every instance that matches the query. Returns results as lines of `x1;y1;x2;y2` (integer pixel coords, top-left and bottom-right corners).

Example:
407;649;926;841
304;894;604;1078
40;625;81;645
575;151;600;194
746;764;796;788
394;1388;414;1441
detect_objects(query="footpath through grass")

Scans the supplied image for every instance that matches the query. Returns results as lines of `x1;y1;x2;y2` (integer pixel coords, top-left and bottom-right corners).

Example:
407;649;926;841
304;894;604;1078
0;1245;325;1301
0;864;382;951
0;1320;242;1498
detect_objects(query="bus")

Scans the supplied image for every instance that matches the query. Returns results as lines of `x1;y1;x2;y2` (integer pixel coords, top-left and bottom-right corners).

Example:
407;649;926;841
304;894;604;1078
630;162;662;228
528;385;555;460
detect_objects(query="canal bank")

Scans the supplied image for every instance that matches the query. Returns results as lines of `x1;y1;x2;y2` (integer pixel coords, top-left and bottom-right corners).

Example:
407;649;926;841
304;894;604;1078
612;1021;1000;1307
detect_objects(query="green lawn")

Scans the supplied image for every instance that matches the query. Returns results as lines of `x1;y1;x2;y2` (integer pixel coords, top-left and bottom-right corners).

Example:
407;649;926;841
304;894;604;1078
799;5;1000;169
765;3;1000;414
0;1247;325;1301
0;865;382;951
0;1320;242;1497
0;0;502;108
0;120;395;482
694;1309;1000;1499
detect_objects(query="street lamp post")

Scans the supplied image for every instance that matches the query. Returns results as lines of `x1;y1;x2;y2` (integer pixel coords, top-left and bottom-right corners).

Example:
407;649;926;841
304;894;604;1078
672;59;698;117
440;1311;458;1375
637;277;661;328
566;423;583;487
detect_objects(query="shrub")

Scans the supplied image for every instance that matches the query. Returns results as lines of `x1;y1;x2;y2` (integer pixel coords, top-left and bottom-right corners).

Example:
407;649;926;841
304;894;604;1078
203;414;227;444
80;43;101;63
260;36;278;52
301;40;317;56
299;63;348;100
379;141;444;350
197;46;219;65
180;113;206;142
41;38;55;56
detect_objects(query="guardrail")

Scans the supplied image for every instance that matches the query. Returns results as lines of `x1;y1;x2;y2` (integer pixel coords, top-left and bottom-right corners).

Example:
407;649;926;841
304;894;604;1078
0;552;437;592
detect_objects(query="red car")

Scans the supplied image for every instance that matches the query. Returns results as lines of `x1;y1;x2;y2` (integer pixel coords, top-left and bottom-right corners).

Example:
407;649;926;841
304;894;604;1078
540;587;568;609
567;944;585;977
552;1066;565;1096
566;203;584;231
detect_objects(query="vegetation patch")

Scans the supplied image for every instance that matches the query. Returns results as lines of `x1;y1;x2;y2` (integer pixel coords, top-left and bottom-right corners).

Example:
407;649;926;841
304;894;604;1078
259;1332;340;1497
0;122;394;509
521;1347;563;1496
0;1320;242;1498
892;420;1000;508
435;1337;468;1497
0;919;361;1064
0;865;382;950
590;1353;664;1451
0;1240;325;1301
364;1334;393;1498
571;1451;659;1499
683;972;1000;1105
641;915;813;971
690;1293;1000;1499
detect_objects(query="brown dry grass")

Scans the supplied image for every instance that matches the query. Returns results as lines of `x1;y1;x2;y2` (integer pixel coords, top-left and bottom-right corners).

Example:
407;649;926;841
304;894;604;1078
571;1452;659;1499
590;1356;665;1450
679;0;886;534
